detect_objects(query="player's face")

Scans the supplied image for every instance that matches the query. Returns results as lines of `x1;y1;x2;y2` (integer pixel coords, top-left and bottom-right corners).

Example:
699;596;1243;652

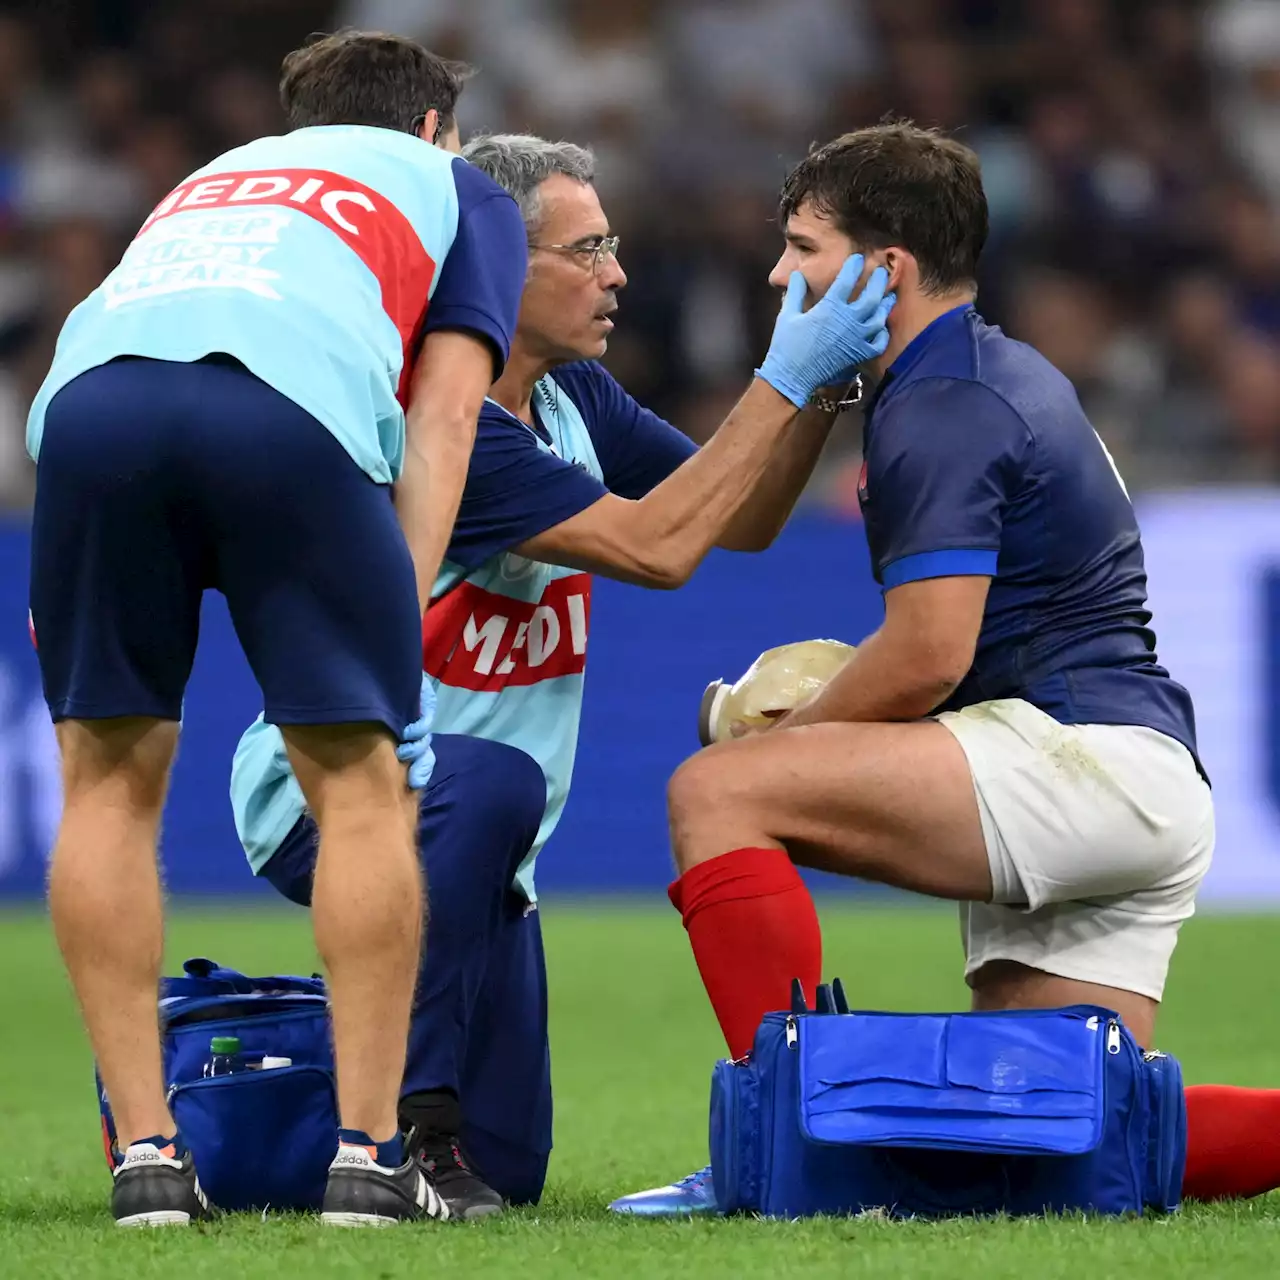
769;200;877;309
524;174;626;362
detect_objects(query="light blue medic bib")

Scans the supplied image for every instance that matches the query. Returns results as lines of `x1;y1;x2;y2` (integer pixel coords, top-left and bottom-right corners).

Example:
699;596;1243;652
232;372;602;901
28;126;462;484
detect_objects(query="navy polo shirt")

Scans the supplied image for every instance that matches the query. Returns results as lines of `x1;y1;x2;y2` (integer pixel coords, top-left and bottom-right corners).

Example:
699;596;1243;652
858;304;1201;768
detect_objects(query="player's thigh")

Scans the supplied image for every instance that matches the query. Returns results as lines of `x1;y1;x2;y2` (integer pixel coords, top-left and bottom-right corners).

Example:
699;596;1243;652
668;719;991;900
31;359;208;723
944;700;1213;1031
936;700;1214;910
460;901;551;1204
961;831;1209;1044
191;361;422;739
962;895;1195;1051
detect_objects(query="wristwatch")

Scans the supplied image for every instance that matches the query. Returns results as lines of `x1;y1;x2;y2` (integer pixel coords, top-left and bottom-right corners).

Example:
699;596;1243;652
808;374;864;415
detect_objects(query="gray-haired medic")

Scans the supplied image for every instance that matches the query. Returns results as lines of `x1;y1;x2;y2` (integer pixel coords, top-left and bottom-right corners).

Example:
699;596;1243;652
230;131;895;1219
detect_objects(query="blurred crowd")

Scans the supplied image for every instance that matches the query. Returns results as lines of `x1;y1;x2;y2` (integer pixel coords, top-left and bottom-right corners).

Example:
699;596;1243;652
0;0;1277;512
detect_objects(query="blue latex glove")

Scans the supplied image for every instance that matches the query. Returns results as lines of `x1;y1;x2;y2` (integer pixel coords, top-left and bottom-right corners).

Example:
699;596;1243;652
756;255;895;408
395;674;437;790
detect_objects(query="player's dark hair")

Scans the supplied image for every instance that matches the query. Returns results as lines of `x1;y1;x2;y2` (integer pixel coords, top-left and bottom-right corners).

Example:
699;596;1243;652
279;30;470;136
779;121;988;295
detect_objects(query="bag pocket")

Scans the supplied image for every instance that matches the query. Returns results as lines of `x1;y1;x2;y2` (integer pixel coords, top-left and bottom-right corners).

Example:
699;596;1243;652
169;1065;337;1212
164;1006;333;1087
1141;1050;1186;1213
709;1058;760;1213
798;1009;1108;1156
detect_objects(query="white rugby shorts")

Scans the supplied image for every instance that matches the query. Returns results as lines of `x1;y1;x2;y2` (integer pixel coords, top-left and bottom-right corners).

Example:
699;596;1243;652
934;697;1214;1001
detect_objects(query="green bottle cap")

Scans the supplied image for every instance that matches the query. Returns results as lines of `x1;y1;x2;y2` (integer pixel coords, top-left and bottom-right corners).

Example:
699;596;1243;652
210;1036;241;1054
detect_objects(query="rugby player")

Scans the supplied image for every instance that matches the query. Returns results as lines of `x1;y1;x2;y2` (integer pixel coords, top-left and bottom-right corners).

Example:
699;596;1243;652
611;121;1280;1215
27;32;529;1226
230;132;895;1218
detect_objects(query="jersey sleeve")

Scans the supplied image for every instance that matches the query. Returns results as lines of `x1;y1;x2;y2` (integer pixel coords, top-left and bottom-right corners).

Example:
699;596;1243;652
446;405;610;570
554;362;697;499
423;160;528;374
866;377;1031;588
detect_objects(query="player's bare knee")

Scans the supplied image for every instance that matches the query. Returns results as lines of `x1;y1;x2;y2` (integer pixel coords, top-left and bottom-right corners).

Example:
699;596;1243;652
56;717;178;812
280;720;398;773
668;749;727;824
667;746;753;860
281;722;409;824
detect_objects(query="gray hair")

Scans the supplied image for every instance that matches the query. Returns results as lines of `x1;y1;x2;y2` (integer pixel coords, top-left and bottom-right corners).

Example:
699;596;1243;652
461;132;596;234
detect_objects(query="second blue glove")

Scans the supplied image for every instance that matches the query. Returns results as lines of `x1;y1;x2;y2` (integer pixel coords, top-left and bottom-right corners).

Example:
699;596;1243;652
396;674;437;791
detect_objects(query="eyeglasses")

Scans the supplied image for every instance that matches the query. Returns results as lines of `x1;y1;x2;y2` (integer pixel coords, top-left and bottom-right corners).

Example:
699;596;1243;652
528;235;621;276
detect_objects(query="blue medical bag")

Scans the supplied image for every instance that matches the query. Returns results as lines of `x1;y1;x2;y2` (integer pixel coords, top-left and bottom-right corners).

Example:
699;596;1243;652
709;984;1186;1219
97;958;338;1212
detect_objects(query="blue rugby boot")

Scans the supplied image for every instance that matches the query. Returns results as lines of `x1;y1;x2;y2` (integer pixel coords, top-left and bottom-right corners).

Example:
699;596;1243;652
608;1165;719;1217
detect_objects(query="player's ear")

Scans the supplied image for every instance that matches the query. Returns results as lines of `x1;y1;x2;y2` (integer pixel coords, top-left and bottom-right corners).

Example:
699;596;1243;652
418;108;440;144
882;248;911;293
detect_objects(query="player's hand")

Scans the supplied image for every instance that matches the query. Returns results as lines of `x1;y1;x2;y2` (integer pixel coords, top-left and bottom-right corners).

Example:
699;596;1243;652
728;709;788;738
396;674;437;790
756;255;895;408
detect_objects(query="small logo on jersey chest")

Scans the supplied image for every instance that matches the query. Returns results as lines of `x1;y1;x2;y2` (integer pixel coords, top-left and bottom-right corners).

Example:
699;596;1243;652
498;553;539;582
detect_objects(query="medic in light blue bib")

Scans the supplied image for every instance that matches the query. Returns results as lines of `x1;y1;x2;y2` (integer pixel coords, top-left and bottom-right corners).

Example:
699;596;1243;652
28;125;522;484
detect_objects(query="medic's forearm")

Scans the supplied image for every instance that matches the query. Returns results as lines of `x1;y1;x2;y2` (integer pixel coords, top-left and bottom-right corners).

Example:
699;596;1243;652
623;378;801;579
717;407;836;553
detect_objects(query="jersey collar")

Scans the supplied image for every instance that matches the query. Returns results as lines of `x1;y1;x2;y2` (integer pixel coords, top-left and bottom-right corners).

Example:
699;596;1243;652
484;388;556;450
863;302;975;420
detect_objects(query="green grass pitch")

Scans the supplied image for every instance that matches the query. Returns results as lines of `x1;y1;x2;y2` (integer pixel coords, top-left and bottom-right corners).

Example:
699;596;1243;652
1;901;1278;1277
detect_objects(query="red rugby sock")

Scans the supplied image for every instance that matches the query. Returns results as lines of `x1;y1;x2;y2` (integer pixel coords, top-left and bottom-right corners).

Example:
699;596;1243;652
668;847;821;1061
1182;1085;1280;1201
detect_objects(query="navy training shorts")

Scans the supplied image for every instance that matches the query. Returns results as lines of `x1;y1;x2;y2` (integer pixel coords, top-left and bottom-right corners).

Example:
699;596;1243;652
30;356;422;735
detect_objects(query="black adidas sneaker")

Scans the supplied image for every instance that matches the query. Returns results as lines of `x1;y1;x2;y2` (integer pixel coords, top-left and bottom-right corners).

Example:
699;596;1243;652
112;1140;213;1228
408;1130;505;1221
321;1143;450;1227
401;1091;505;1222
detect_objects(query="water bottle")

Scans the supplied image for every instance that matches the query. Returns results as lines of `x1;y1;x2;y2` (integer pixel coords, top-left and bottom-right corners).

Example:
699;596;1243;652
205;1035;242;1077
